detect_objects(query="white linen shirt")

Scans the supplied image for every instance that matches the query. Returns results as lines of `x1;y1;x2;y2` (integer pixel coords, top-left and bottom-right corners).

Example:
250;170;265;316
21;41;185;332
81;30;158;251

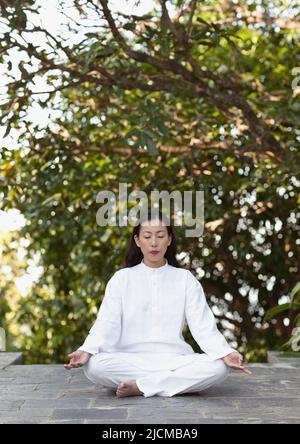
79;258;236;361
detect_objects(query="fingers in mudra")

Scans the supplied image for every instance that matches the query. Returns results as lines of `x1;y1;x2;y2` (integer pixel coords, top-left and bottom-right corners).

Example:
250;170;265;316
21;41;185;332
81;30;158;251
231;363;252;375
223;352;252;375
238;366;252;375
65;356;83;369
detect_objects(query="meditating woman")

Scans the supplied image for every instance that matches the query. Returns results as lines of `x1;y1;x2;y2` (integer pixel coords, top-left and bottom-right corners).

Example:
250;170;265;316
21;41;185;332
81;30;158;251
64;210;251;398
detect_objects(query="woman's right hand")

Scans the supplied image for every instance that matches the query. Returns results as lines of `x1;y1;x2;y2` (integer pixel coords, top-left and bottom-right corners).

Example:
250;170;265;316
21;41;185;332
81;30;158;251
64;349;92;369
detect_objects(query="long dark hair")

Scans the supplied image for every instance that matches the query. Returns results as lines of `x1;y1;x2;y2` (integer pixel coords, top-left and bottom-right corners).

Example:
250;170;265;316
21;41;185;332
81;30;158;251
123;209;184;268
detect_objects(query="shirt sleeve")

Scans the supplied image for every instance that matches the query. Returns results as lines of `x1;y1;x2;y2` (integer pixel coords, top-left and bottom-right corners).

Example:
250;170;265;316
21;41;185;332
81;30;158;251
184;270;237;360
79;270;123;355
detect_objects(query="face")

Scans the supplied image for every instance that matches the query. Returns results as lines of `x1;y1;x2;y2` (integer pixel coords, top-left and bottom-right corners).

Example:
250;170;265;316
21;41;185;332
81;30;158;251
134;218;172;266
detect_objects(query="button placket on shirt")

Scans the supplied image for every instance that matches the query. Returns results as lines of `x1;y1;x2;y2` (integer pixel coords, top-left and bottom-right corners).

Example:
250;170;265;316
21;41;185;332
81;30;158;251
150;271;160;336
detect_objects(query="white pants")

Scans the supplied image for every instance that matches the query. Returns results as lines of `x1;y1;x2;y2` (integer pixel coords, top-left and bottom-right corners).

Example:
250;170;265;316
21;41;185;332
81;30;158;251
83;352;230;398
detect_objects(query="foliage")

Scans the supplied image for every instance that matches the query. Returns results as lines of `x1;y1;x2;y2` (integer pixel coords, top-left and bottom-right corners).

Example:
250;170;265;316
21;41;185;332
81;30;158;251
0;0;299;363
264;281;300;352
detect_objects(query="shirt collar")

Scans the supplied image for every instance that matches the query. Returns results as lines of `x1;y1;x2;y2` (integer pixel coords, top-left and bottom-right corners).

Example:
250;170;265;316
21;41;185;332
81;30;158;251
140;258;169;273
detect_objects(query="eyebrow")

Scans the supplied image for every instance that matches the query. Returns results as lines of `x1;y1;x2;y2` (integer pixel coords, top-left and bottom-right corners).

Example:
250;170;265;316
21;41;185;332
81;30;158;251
142;230;166;233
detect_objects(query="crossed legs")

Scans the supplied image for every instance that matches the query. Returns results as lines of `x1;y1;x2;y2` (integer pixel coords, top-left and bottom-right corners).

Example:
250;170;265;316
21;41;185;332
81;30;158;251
83;352;230;398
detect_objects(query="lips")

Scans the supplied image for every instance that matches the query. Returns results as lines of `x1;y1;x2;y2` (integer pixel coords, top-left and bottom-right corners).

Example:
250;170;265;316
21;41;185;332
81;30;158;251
150;251;159;254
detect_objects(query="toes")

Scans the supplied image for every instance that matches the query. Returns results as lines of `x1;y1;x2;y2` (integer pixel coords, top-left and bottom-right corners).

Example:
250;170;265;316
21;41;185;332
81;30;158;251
116;381;136;398
117;388;125;394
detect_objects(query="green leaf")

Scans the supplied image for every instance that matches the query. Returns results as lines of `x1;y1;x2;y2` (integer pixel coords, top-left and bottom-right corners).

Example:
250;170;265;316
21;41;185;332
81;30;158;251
144;135;159;156
41;193;62;206
160;37;170;57
290;281;300;303
263;303;290;322
123;22;136;31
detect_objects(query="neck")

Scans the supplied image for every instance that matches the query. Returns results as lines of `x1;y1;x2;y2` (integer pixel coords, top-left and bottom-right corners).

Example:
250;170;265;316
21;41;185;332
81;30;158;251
143;257;166;268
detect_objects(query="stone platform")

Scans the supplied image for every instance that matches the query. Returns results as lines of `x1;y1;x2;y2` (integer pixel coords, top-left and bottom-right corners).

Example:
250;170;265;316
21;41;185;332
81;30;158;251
0;351;299;424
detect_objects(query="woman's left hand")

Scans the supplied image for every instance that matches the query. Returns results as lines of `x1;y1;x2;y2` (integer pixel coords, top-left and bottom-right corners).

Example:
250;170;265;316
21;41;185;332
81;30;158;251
222;352;252;375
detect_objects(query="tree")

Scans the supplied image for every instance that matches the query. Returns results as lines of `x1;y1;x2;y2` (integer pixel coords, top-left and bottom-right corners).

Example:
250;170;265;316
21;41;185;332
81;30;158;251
0;0;299;362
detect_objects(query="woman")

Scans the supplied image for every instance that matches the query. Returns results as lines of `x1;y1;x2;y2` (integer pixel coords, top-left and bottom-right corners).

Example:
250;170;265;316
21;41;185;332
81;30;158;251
64;210;252;398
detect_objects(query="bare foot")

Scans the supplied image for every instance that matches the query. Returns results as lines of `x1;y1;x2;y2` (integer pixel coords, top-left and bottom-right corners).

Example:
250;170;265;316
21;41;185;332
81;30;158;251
116;380;144;398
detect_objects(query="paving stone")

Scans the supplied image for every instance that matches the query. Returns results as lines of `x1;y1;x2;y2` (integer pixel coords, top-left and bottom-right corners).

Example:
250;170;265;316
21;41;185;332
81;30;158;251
43;420;85;424
0;418;46;424
84;419;143;425
0;384;39;393
22;398;92;409
58;390;100;398
0;353;23;369
14;407;55;418
0;392;60;401
84;419;156;424
0;400;24;411
52;408;128;420
91;397;163;408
